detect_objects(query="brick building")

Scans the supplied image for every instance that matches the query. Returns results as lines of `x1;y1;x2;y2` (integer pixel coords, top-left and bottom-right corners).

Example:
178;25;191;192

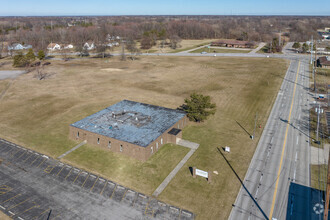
211;39;254;48
69;100;187;161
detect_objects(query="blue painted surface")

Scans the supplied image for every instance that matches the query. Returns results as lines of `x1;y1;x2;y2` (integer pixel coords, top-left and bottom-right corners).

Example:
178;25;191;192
71;100;186;147
286;182;329;220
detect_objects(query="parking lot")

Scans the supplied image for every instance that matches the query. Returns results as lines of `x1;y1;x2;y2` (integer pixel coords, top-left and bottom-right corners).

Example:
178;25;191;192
0;139;195;220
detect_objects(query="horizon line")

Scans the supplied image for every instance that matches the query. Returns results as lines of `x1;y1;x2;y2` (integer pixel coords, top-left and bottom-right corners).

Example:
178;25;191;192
0;14;329;17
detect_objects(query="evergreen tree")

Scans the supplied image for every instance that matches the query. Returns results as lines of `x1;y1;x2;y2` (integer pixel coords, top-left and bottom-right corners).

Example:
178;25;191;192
13;52;29;67
26;48;36;62
292;42;301;50
182;93;216;122
37;50;45;60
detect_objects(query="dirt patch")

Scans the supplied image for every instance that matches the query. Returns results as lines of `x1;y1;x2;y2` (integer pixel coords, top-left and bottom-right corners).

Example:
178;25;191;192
101;68;123;72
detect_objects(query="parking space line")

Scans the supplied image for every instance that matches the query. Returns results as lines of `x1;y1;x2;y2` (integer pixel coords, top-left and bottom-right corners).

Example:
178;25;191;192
16;150;27;160
36;158;46;168
81;174;90;187
64;168;73;180
8;198;31;210
90;177;99;192
44;164;57;174
23;153;33;163
0;194;21;205
72;171;82;184
30;155;40;166
100;180;107;195
0;185;13;196
121;189;127;202
109;185;117;199
144;199;151;215
17;203;39;216
132;193;138;207
33;208;50;220
9;148;22;158
56;165;65;176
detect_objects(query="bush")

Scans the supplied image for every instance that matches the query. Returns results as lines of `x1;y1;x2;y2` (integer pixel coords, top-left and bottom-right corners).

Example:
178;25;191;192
13;52;29;67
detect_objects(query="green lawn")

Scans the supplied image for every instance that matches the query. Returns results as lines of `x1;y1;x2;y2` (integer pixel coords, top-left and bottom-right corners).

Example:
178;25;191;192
190;47;251;53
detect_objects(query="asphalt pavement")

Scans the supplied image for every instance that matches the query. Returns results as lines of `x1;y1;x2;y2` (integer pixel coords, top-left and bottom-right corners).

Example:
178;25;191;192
229;56;312;220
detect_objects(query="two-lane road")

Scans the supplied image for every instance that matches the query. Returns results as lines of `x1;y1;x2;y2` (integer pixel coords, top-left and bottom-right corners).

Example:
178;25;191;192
229;57;312;220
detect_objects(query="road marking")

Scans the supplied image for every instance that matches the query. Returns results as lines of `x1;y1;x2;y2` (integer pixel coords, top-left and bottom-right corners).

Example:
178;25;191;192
56;165;65;176
64;168;73;180
295;152;298;162
0;194;21;204
33;208;50;219
121;189;127;202
110;185;117;199
72;171;82;183
36;158;46;168
269;61;300;219
90;177;99;192
293;169;296;182
18;203;39;216
296;136;299;145
8;198;30;210
0;205;5;209
8;211;15;216
100;181;107;195
81;173;90;187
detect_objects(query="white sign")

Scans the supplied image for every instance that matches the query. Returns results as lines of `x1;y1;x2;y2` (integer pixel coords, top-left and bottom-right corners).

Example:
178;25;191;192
196;169;208;178
225;146;230;152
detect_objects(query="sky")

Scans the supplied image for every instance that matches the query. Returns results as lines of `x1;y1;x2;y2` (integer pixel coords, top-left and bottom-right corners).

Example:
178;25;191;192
1;0;330;16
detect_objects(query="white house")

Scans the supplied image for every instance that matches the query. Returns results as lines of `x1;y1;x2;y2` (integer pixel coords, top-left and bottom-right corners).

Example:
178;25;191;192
47;43;61;50
83;41;95;50
8;43;32;51
64;44;74;49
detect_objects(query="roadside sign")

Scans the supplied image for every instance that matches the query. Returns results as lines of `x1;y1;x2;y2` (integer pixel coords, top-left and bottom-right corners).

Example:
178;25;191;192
196;169;208;178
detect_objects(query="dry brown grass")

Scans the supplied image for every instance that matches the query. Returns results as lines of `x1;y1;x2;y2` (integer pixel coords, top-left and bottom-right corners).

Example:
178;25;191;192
0;211;11;220
0;56;288;219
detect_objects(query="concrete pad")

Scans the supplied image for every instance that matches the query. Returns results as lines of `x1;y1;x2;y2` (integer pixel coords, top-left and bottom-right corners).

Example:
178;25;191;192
0;70;25;80
311;145;329;165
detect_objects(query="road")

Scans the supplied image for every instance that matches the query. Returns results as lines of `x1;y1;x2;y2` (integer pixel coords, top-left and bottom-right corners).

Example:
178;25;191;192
229;56;312;220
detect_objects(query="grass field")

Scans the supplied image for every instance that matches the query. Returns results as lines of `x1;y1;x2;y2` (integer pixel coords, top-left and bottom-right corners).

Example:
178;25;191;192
190;47;251;54
0;211;11;220
0;56;288;219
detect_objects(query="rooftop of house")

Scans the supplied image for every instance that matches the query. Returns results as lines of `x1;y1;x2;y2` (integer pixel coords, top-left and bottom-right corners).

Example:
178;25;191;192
319;56;330;66
71;100;186;147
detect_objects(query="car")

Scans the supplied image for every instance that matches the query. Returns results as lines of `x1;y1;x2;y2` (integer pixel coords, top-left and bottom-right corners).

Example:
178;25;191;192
201;51;207;54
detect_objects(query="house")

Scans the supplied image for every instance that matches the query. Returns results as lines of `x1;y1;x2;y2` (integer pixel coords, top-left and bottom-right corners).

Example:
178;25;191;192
8;43;32;51
64;44;74;49
69;100;187;161
211;39;254;48
317;56;330;69
47;43;61;50
83;41;95;50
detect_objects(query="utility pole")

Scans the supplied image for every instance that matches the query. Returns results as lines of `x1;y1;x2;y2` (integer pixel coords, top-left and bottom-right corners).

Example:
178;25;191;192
314;40;317;92
251;112;258;140
311;35;313;64
324;150;330;220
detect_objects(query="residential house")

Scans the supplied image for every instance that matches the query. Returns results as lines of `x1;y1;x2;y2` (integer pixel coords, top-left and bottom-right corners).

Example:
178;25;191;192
317;56;330;69
8;43;32;51
64;44;74;49
83;41;95;50
47;43;61;50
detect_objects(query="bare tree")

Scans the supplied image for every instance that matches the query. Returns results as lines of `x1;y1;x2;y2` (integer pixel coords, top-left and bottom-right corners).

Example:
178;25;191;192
34;66;55;80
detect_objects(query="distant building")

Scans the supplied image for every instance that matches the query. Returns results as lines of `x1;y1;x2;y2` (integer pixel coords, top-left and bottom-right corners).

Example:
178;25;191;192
8;43;32;51
211;39;254;48
69;100;187;161
64;44;74;49
47;43;61;50
317;56;330;69
83;41;95;50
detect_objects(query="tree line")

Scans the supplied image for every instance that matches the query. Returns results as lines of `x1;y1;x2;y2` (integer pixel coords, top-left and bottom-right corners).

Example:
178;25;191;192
0;16;329;54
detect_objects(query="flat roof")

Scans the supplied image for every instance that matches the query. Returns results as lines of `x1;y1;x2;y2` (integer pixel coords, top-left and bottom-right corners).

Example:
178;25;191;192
71;100;186;147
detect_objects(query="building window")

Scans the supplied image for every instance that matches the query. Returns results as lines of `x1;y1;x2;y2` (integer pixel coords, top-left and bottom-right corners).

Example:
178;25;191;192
120;145;123;152
108;141;111;148
97;138;100;144
151;147;153;154
77;132;79;138
161;138;163;145
156;142;158;150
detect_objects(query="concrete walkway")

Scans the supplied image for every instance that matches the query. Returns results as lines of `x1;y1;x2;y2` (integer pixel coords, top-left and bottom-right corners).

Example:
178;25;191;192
152;140;199;197
249;42;266;54
57;140;87;159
